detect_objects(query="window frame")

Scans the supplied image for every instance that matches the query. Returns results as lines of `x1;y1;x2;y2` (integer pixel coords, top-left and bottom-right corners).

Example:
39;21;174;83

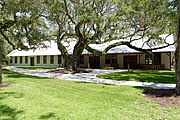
43;56;47;64
20;56;23;64
58;55;61;64
50;55;54;64
145;54;153;65
153;52;161;65
10;57;13;63
37;56;40;64
25;56;28;64
105;55;111;64
15;56;17;64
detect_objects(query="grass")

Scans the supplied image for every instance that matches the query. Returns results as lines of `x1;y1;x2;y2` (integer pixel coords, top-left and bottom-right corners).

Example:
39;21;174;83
14;66;58;70
97;70;176;84
0;70;179;119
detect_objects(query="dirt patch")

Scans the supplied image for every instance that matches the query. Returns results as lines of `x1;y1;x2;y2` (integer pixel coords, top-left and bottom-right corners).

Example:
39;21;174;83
47;69;92;74
0;83;11;87
141;89;180;107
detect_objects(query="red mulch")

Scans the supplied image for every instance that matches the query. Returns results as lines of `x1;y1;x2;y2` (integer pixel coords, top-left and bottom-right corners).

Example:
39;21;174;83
47;69;92;74
0;83;11;87
141;89;180;108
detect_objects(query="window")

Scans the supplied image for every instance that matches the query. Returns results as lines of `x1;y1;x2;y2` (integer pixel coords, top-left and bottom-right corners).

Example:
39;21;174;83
154;53;161;65
111;54;117;64
10;57;13;63
43;56;47;64
105;55;111;64
50;55;54;64
79;55;84;64
105;54;117;64
58;55;61;64
20;56;23;64
15;57;17;63
37;56;40;64
25;56;28;64
145;54;152;64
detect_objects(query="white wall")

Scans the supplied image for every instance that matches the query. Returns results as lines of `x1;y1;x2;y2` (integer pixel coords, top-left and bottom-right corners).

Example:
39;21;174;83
9;52;172;69
9;56;29;66
117;54;123;68
9;55;60;67
161;53;171;69
139;54;145;64
100;56;106;68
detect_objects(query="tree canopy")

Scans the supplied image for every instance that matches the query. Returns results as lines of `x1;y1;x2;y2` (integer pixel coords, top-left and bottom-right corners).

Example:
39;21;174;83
41;0;176;69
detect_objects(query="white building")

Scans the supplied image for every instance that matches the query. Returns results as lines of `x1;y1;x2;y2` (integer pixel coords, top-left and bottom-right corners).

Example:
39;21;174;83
8;35;175;70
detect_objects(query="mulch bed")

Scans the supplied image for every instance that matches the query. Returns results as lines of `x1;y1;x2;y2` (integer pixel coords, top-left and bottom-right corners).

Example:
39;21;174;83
0;83;11;87
47;69;92;74
141;89;180;107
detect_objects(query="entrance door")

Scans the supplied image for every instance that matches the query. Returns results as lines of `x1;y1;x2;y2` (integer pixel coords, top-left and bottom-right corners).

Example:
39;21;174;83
30;57;34;66
89;56;100;69
123;56;137;69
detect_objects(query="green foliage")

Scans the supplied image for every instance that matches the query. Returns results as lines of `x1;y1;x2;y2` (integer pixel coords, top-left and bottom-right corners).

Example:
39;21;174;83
97;70;176;84
0;0;49;50
1;70;180;119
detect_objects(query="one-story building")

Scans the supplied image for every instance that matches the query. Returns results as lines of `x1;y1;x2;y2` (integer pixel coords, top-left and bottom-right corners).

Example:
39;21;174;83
8;35;175;70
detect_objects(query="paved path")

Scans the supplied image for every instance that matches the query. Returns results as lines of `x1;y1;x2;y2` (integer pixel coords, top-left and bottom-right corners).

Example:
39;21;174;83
5;67;176;89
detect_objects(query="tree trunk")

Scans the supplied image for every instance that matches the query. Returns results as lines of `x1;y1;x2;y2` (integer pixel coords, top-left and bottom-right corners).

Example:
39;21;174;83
69;42;84;70
0;39;3;84
57;40;70;69
69;21;85;70
175;0;180;95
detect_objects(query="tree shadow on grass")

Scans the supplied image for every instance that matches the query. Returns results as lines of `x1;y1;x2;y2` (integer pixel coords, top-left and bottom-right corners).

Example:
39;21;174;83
3;69;49;80
0;91;24;120
142;88;176;97
133;86;176;97
0;105;23;120
39;112;58;119
0;92;16;100
98;70;175;84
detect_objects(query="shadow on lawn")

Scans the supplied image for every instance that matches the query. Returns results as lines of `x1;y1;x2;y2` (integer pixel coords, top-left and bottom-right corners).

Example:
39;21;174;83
39;112;58;119
133;86;176;97
98;70;175;84
0;105;23;120
3;69;48;79
0;91;24;119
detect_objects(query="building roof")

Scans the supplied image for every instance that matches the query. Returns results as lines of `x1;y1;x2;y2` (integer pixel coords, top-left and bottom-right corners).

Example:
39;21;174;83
8;34;175;57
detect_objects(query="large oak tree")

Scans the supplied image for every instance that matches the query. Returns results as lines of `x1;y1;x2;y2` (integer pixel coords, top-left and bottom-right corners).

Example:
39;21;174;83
0;0;48;84
43;0;175;70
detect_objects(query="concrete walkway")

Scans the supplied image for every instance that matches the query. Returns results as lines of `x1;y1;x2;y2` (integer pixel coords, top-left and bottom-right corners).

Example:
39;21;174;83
5;67;176;89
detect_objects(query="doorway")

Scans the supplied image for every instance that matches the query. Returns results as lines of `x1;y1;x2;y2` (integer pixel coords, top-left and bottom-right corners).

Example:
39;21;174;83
89;56;100;69
30;57;34;66
123;56;137;69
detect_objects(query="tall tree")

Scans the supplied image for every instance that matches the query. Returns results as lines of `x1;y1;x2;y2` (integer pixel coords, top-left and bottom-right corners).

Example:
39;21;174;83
44;0;176;70
0;38;3;84
176;0;180;95
0;0;48;84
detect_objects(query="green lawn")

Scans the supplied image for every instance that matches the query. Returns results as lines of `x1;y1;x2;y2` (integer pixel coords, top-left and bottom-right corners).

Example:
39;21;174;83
97;70;176;84
14;66;58;70
0;70;179;120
